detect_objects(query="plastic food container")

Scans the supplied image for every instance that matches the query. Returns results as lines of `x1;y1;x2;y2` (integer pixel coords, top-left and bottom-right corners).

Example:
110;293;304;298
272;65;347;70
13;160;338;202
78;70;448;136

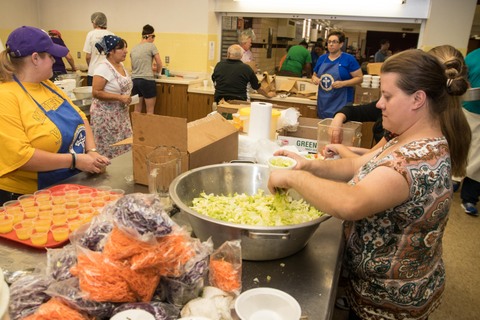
317;118;362;154
73;86;93;100
239;107;281;140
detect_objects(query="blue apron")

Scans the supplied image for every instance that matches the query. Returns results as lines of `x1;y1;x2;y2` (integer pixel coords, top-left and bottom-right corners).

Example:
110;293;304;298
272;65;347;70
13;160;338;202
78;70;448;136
316;54;349;119
14;77;86;189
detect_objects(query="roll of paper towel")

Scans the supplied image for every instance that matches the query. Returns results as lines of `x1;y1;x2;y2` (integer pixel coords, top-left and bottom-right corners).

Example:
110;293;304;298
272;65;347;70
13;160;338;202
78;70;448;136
248;102;272;140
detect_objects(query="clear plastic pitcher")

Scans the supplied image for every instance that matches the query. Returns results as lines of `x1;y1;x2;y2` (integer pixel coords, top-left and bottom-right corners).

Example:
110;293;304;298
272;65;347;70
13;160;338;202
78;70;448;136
146;146;182;200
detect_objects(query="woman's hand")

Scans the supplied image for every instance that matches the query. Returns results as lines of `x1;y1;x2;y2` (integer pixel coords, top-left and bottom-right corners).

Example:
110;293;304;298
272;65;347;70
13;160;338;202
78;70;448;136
273;149;306;170
119;94;132;106
75;153;111;174
323;144;340;159
311;74;320;85
328;115;345;144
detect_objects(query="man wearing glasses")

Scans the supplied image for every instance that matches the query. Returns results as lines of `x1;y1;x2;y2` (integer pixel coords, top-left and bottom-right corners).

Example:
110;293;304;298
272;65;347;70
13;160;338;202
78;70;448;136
312;30;363;119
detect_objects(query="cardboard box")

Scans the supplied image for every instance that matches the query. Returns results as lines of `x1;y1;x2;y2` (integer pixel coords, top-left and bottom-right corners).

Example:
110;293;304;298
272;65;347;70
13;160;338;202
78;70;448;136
131;112;238;185
277;117;319;153
277;117;373;152
354;86;380;105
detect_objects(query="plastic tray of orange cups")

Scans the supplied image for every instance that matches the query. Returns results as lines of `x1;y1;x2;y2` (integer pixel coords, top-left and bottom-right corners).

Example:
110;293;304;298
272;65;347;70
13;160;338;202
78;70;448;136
0;184;124;248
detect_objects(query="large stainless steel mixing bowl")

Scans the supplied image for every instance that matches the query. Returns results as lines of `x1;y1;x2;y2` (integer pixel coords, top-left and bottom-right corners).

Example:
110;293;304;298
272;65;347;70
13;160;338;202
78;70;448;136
169;163;331;261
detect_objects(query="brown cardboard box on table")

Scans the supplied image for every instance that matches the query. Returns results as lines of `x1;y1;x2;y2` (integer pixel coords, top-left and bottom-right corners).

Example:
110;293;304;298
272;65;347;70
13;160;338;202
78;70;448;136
277;117;375;151
277;117;320;153
130;112;238;185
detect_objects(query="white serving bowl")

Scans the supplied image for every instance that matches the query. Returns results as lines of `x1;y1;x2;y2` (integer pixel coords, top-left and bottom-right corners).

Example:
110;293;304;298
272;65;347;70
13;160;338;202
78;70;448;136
73;86;93;100
267;156;297;170
235;287;301;320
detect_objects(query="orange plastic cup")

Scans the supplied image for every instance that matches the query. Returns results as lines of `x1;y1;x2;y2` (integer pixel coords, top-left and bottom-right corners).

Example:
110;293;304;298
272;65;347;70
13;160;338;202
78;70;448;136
33;218;52;233
0;214;14;233
34;189;52;202
11;210;25;224
51;191;66;205
52;204;66;216
37;210;53;221
52;213;68;226
109;189;125;201
78;195;92;207
13;220;34;240
65;201;79;210
79;212;94;224
68;218;83;232
24;206;39;219
30;230;48;246
78;188;93;197
51;224;69;242
18;195;36;209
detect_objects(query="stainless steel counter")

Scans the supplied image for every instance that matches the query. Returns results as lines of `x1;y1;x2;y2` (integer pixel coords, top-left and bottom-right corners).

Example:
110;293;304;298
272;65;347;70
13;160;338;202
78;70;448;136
0;151;344;320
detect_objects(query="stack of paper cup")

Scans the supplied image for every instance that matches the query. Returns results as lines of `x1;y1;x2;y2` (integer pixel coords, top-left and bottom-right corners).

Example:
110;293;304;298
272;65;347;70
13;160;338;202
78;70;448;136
361;75;372;88
371;76;380;88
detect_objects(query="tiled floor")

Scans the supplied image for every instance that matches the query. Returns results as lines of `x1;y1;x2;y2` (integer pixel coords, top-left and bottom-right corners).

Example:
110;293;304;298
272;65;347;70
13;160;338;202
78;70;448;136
331;191;480;320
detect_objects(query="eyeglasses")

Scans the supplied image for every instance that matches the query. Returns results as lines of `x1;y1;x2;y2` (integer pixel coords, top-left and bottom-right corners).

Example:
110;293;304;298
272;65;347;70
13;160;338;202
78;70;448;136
147;34;156;39
327;40;340;44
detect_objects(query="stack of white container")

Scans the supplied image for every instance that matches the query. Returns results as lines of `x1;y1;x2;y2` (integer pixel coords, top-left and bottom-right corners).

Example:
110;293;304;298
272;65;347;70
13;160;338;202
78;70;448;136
361;75;372;88
361;75;381;88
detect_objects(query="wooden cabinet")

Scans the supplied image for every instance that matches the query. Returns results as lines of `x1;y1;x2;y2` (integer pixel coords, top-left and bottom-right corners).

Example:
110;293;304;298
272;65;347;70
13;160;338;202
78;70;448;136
187;93;214;122
154;83;188;118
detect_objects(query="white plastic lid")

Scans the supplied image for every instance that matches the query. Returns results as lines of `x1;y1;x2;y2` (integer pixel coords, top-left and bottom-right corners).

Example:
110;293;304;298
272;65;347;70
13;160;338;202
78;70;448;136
110;309;156;320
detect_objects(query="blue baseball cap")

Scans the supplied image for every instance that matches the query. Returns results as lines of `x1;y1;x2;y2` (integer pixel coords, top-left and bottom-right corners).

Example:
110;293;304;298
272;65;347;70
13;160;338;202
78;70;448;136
6;26;69;58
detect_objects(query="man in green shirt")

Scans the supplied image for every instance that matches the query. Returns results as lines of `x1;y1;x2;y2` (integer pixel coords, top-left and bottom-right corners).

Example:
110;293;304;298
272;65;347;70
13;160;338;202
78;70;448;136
278;40;312;77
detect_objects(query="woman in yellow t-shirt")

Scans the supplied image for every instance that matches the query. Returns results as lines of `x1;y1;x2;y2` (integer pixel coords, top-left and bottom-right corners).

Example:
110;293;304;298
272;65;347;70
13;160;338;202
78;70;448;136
0;26;110;205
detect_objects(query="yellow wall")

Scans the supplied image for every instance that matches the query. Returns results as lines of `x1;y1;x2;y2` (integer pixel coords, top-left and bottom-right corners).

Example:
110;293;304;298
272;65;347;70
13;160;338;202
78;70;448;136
1;28;219;73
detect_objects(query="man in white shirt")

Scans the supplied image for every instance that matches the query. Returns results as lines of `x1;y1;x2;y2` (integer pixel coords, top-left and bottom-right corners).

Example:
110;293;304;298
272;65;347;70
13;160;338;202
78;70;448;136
83;12;114;85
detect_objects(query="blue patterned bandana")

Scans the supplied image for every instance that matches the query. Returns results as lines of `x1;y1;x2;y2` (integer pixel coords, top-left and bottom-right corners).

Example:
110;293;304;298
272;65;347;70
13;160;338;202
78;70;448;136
95;35;121;55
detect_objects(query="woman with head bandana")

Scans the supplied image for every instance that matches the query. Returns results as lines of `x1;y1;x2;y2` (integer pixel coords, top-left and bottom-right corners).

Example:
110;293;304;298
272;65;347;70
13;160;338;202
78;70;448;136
90;35;133;159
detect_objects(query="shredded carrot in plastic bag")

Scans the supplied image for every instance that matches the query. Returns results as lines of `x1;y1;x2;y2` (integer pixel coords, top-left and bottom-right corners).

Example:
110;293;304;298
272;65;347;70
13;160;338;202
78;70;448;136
71;249;161;302
209;259;241;293
121;266;160;302
130;233;195;277
103;227;154;261
22;297;90;320
70;251;136;302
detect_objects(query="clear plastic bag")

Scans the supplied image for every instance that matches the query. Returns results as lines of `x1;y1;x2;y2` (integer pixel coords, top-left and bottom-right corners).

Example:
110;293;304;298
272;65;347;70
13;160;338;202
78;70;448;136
208;240;242;295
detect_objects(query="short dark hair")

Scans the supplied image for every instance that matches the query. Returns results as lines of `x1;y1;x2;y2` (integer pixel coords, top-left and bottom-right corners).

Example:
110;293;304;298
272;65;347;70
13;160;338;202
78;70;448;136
299;39;308;47
380;39;389;45
142;24;155;36
328;30;345;43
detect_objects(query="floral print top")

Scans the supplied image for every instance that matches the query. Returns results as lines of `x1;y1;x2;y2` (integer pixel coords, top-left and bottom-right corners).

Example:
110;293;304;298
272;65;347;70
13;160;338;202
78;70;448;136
344;137;452;320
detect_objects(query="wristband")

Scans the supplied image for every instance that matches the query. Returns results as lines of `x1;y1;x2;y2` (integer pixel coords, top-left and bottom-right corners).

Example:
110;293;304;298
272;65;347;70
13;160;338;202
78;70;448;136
70;152;76;170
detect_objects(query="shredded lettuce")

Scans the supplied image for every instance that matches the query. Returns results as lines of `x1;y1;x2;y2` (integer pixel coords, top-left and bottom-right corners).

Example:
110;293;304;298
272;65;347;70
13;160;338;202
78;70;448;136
190;189;324;226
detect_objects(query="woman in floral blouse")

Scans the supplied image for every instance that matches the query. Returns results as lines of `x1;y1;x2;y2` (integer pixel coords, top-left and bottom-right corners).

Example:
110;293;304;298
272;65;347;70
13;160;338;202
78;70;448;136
268;46;471;320
90;35;133;159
